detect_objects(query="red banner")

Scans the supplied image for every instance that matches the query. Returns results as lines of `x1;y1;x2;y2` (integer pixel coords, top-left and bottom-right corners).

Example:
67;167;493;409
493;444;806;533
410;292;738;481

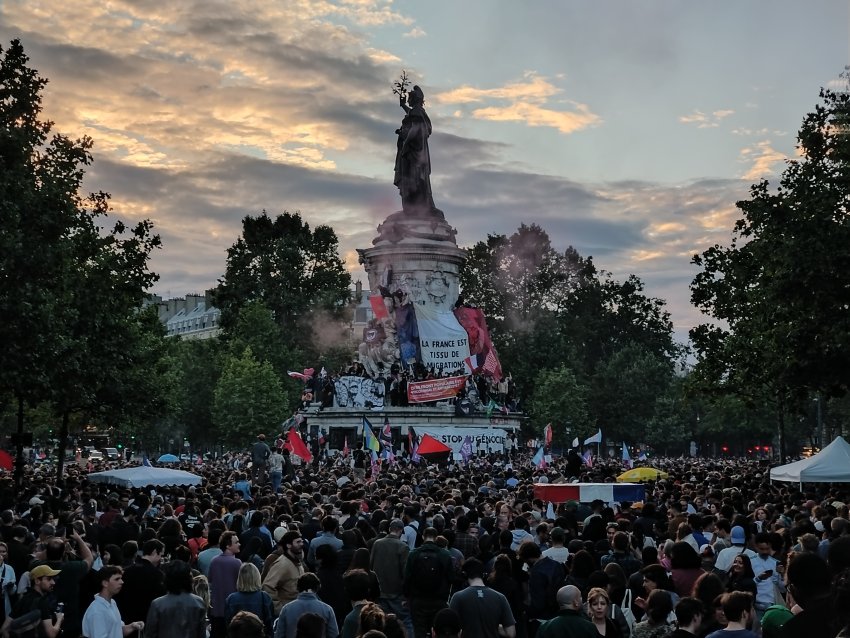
407;376;467;403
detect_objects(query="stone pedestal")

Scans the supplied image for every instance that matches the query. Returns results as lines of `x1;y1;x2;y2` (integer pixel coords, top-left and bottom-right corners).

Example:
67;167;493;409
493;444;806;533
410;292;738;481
357;211;466;310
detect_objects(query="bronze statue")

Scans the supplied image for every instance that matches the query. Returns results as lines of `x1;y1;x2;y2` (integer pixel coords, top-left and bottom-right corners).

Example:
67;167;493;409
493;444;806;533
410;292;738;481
394;83;437;216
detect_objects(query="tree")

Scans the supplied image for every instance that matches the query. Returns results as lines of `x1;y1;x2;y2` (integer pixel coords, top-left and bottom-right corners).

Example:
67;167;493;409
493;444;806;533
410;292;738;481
460;224;594;326
0;40;160;483
690;84;850;458
213;211;351;354
212;347;288;448
589;344;673;443
529;366;591;444
174;338;224;448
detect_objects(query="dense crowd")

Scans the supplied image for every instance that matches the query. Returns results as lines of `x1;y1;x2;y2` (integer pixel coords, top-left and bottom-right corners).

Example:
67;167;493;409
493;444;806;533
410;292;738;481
0;445;849;638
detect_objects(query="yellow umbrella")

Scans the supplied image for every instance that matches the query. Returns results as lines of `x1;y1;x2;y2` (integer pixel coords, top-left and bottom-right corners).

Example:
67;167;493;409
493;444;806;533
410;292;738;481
616;467;669;483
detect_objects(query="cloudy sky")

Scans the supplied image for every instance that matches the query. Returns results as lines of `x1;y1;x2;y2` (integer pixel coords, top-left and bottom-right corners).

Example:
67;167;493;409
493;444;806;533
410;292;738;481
2;0;848;344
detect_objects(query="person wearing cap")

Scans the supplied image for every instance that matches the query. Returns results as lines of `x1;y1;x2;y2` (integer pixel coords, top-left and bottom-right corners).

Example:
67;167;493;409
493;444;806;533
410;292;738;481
448;558;515;638
82;565;145;638
536;585;596;638
31;528;93;638
713;526;756;573
11;565;64;638
262;531;305;614
370;519;411;636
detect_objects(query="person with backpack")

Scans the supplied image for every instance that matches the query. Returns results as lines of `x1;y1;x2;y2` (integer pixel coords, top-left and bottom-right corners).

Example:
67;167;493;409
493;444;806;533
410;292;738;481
403;527;453;638
518;542;565;635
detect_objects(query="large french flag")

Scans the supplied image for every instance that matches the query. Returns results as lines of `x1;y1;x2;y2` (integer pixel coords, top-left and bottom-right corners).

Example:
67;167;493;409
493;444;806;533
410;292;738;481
533;483;645;504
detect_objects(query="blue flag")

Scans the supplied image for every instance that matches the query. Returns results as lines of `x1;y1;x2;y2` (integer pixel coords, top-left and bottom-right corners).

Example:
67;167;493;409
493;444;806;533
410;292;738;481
532;447;546;468
622;442;633;469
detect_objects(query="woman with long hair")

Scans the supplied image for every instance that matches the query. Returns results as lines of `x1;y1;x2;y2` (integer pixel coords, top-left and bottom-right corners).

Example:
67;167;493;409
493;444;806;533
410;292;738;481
348;548;381;602
225;563;275;637
586;587;623;638
726;554;757;596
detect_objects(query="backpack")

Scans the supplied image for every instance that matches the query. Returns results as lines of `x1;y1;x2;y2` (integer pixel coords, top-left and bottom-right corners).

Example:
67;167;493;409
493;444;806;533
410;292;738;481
412;545;444;594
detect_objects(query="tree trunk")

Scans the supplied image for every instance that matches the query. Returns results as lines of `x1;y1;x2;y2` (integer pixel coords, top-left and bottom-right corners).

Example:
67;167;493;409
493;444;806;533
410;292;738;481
55;411;70;485
14;394;24;489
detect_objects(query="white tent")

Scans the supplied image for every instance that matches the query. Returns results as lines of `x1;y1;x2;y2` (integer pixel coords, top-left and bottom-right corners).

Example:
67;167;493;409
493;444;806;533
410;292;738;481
87;466;203;488
770;436;850;484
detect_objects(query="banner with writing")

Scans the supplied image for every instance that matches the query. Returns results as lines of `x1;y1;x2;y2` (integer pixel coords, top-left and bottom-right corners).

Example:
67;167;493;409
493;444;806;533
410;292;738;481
416;426;510;453
407;376;467;403
413;304;471;374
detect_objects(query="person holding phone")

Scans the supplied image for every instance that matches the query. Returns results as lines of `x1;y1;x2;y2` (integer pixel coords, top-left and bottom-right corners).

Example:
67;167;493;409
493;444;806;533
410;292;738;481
749;533;784;621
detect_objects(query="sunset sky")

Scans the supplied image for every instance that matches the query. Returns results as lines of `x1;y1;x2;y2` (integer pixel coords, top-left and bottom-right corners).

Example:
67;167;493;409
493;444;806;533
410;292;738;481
2;1;848;344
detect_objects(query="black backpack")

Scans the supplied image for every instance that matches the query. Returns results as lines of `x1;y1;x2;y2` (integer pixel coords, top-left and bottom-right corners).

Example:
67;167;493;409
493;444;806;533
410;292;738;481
412;545;444;594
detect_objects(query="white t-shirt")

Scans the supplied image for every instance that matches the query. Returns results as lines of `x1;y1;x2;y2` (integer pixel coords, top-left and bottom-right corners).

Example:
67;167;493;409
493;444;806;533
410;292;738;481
541;546;569;564
714;545;757;573
82;594;124;638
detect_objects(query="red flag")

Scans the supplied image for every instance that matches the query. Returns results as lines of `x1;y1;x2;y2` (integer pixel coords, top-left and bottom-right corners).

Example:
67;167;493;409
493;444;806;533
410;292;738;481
343;436;349;457
285;428;312;462
544;424;553;448
369;295;389;320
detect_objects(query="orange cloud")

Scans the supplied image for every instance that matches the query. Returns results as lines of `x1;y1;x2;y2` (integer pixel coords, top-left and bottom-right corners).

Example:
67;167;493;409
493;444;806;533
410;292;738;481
740;140;786;180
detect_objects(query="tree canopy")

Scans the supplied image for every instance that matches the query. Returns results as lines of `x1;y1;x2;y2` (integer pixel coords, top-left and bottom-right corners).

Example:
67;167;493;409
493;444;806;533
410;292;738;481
690;85;850;458
213;211;351;353
0;39;163;481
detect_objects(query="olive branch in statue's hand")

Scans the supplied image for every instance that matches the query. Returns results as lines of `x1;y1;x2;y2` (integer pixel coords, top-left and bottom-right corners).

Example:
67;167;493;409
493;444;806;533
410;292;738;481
392;70;410;99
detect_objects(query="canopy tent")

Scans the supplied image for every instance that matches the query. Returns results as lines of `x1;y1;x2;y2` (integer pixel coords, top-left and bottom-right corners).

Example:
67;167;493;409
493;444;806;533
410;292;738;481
87;466;203;488
770;436;850;484
533;483;645;504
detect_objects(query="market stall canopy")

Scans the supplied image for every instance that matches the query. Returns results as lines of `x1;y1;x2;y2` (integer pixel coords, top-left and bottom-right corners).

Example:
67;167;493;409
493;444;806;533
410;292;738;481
87;466;203;488
770;436;850;483
617;467;669;483
534;483;645;504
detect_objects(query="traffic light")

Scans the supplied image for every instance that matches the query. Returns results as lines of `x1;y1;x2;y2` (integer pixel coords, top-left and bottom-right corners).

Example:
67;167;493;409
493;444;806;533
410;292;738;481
721;445;729;453
117;443;123;450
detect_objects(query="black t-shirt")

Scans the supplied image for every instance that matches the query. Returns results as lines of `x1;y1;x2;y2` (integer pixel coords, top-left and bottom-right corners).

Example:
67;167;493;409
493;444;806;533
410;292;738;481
12;590;52;638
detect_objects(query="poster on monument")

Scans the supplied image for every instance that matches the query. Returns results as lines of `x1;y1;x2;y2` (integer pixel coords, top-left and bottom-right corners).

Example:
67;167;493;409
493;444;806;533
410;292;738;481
413;304;471;374
407;376;467;403
416;426;509;453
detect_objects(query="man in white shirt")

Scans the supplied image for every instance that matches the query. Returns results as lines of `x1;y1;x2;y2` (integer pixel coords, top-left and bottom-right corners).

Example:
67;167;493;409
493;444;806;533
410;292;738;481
749;533;785;619
713;526;757;574
541;527;569;564
82;566;144;638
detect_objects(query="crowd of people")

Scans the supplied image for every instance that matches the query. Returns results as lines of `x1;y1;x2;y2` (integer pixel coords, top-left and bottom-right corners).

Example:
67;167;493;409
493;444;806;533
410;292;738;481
0;444;848;638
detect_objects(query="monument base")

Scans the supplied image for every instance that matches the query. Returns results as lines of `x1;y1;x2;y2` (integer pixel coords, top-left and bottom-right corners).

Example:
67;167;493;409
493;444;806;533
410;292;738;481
303;405;524;455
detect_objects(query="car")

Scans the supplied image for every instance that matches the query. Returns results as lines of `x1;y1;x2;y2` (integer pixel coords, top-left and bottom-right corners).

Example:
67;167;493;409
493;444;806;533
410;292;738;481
87;450;104;461
102;447;120;461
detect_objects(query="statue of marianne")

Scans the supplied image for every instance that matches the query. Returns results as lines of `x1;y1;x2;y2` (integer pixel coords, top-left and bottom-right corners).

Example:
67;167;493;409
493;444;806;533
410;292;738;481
394;85;437;216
